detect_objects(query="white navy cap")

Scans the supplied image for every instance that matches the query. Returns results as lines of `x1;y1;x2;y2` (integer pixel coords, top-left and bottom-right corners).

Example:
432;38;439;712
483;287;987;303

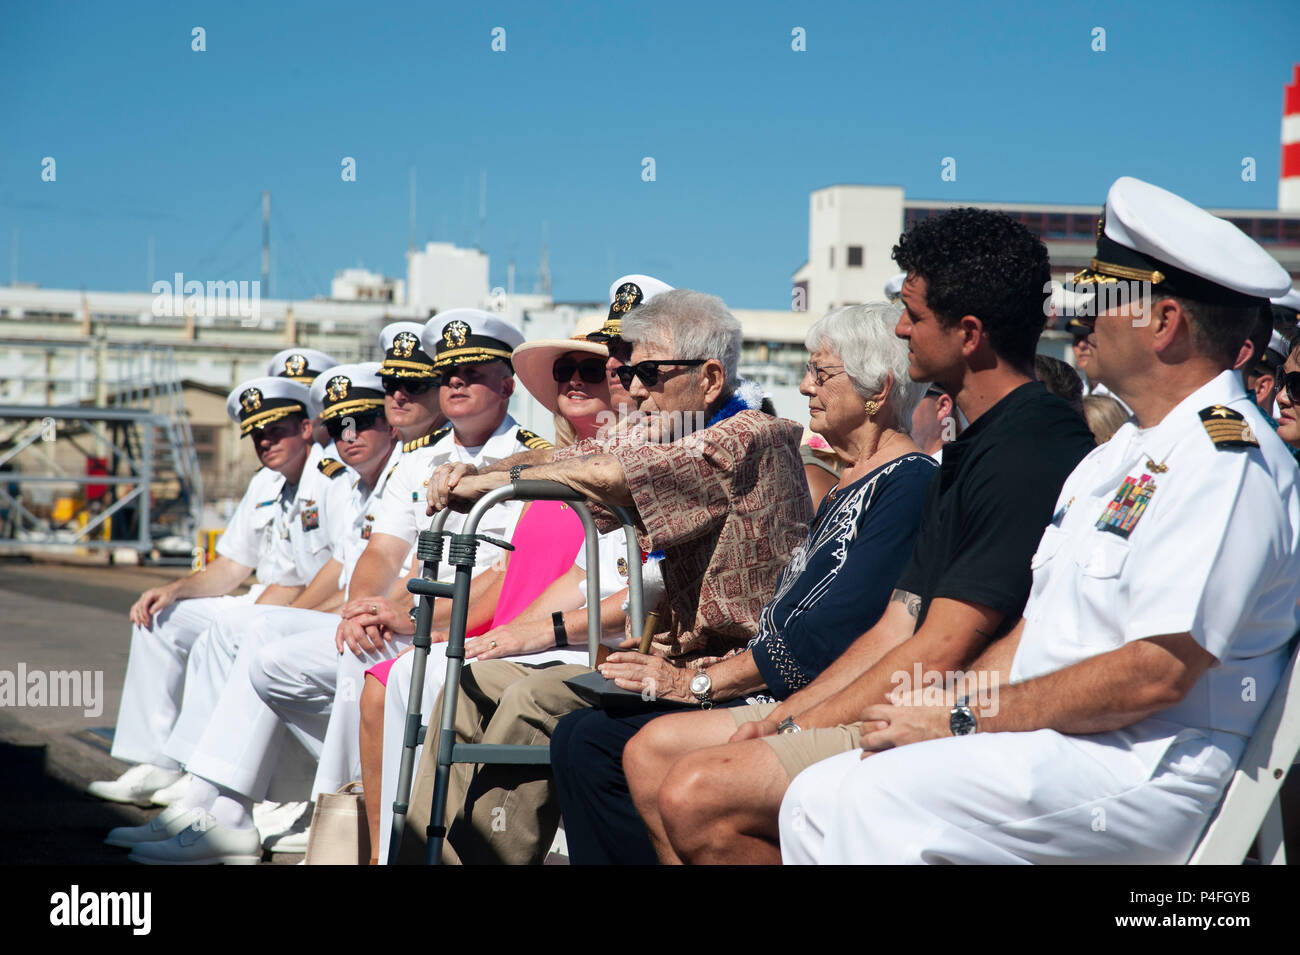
226;376;310;437
589;274;674;342
1272;287;1300;316
1072;177;1292;307
267;348;338;383
308;362;385;421
379;321;439;379
884;272;907;301
421;309;524;371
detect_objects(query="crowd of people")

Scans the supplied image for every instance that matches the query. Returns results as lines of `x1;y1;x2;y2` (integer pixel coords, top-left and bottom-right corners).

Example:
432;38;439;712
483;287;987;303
87;173;1300;864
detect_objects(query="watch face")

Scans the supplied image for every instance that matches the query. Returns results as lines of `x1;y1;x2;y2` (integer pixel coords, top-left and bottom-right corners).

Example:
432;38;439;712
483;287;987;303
690;673;711;696
949;707;977;736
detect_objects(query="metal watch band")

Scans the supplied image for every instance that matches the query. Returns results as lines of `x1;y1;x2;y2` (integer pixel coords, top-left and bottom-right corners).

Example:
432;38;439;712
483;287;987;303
509;463;531;482
552;610;568;647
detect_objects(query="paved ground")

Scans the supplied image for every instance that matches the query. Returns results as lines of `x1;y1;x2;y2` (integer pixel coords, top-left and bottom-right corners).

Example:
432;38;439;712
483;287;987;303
0;557;302;864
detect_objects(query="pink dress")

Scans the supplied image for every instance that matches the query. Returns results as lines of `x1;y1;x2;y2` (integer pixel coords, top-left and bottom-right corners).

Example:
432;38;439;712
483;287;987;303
366;500;584;685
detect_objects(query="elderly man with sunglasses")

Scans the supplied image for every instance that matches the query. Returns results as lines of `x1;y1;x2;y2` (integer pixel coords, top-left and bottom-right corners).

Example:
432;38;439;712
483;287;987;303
396;288;812;864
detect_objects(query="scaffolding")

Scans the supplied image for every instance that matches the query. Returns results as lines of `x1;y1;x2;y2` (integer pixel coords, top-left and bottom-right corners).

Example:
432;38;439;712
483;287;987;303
0;336;203;558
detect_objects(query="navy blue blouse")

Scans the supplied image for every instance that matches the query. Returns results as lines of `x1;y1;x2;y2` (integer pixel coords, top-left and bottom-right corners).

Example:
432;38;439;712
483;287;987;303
749;452;937;699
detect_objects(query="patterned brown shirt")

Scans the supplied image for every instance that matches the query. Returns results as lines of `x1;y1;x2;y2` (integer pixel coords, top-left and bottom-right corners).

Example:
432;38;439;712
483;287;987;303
560;410;812;666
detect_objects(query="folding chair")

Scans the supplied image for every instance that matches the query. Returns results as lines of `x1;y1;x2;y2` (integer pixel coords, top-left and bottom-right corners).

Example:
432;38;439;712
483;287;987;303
387;479;644;864
1187;635;1300;865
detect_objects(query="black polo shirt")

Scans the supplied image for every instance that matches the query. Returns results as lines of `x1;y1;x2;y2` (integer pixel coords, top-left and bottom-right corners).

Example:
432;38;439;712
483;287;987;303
895;380;1096;637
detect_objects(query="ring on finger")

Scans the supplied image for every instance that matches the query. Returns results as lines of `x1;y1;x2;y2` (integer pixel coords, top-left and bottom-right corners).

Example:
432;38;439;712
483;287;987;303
490;640;498;649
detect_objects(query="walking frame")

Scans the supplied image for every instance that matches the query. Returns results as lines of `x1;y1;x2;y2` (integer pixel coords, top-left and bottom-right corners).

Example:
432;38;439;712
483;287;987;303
388;479;645;864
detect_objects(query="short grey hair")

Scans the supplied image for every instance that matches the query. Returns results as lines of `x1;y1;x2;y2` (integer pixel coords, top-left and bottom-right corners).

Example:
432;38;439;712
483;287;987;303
805;302;926;432
621;289;741;393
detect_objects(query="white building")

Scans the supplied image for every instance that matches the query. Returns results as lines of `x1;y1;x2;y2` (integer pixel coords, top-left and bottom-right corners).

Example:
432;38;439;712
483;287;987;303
330;267;404;305
406;242;490;317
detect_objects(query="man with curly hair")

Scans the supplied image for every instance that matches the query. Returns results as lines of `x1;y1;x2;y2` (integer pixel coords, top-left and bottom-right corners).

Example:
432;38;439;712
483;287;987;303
624;208;1096;864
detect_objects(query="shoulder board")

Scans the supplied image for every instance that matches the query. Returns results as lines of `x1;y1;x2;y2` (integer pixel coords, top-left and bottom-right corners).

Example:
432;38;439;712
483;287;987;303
404;422;452;454
1198;405;1259;451
317;457;347;478
385;461;401;482
517;428;553;451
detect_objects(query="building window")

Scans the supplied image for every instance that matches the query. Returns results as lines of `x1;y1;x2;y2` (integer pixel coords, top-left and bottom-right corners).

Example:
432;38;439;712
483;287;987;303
847;246;863;267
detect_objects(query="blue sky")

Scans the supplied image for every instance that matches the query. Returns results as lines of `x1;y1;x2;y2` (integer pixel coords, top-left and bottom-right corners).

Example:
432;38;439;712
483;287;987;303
2;0;1297;308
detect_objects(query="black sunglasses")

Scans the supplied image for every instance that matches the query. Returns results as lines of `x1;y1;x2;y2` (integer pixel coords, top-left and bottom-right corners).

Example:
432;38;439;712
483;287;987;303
381;376;439;395
325;410;383;441
1283;371;1300;404
552;357;607;384
613;359;707;389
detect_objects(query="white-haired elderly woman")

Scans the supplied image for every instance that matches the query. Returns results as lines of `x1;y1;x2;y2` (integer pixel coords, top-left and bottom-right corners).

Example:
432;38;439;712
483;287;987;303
549;301;942;865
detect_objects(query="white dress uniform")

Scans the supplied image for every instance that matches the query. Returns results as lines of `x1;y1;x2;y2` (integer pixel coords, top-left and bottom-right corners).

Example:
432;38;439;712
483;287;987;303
375;525;630;863
160;449;358;769
781;176;1300;865
110;376;319;767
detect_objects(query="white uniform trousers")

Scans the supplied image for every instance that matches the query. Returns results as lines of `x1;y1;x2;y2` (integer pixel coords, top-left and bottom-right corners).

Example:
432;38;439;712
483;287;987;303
251;625;407;803
779;727;1240;865
110;590;262;767
179;609;337;800
309;633;414;802
375;643;587;864
162;606;339;770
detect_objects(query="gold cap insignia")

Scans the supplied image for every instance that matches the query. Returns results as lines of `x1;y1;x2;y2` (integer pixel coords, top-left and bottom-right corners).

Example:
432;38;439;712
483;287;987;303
393;331;419;358
442;320;470;348
326;375;351;402
284;353;307;377
240;387;263;413
611;282;643;315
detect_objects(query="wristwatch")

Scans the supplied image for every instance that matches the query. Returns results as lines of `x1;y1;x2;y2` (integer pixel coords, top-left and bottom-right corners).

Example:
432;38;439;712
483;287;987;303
509;464;531;482
777;716;802;735
551;610;568;648
689;671;713;709
949;695;978;736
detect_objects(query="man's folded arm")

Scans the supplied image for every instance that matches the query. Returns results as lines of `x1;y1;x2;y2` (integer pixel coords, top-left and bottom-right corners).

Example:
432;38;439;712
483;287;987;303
978;633;1216;735
790;595;1005;730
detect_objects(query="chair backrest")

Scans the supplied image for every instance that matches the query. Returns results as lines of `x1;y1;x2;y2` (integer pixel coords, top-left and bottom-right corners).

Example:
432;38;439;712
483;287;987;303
1188;634;1300;864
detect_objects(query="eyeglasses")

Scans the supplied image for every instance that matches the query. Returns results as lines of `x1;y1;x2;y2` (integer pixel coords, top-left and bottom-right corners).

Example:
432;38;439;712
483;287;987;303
613;359;707;389
382;376;439;395
804;361;846;387
923;384;946;400
325;410;383;441
249;419;300;443
1282;371;1300;404
552;357;607;384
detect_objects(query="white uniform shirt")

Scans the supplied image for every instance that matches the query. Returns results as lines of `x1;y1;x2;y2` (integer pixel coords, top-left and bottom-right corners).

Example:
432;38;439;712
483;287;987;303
573;527;633;603
332;441;405;595
215;467;294;584
1012;370;1300;770
371;415;537;578
282;451;356;586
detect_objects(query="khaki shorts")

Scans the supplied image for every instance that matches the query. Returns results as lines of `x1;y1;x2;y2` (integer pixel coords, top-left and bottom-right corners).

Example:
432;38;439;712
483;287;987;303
728;702;863;782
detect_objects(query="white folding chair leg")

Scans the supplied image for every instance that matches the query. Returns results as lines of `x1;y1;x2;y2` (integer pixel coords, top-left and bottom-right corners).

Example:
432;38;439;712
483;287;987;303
1257;796;1286;866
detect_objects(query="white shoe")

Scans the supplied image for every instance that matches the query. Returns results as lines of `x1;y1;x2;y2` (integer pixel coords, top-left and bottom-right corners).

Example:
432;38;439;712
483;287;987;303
263;812;311;854
128;813;262;865
88;764;183;807
105;804;204;848
149;772;192;807
252;799;308;837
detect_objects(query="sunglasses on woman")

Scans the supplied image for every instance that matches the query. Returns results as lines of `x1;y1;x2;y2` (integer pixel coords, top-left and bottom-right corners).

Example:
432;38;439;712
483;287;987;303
325;410;384;441
613;359;706;389
381;376;439;396
1283;371;1300;405
552;357;607;384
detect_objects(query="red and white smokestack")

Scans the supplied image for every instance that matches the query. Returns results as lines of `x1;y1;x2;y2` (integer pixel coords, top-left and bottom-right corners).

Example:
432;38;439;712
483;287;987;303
1282;64;1300;211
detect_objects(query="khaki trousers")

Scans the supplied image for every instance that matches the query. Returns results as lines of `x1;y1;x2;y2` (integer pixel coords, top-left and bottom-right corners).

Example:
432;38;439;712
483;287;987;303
398;660;592;865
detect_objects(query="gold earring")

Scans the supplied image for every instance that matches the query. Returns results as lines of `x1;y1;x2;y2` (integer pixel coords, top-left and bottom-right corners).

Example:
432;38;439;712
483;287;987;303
864;400;880;416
